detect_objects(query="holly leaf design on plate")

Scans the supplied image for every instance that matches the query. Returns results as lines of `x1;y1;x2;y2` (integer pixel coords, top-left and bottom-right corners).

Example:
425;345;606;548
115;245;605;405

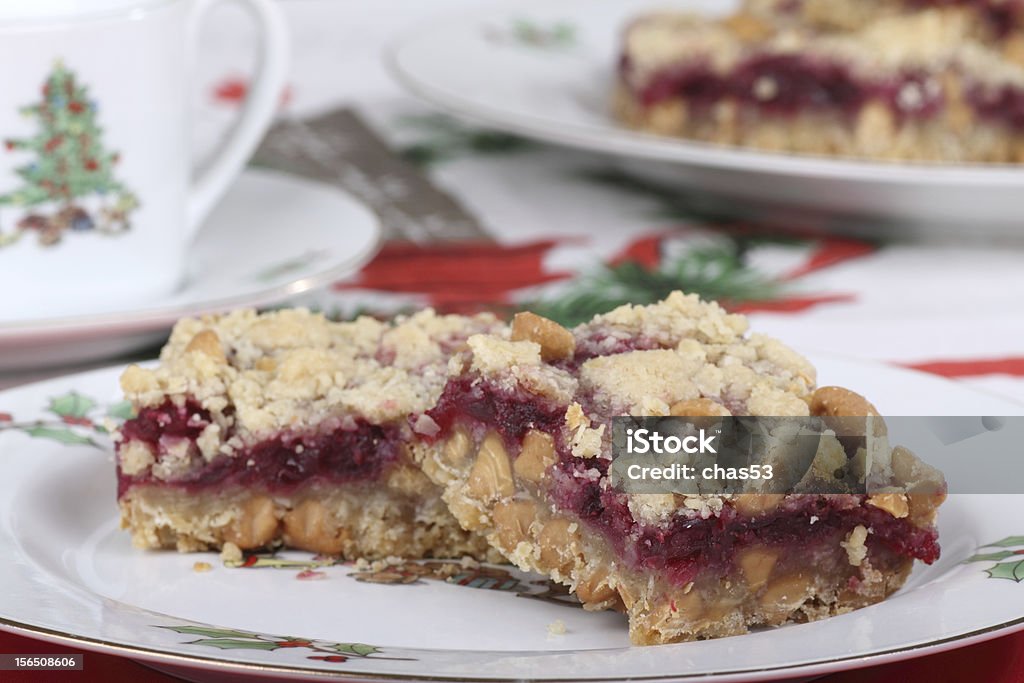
224;555;339;570
252;249;329;283
966;551;1018;563
328;643;381;657
106;400;135;421
47;392;96;418
508;19;576;49
160;626;264;639
23;425;95;446
987;536;1024;548
187;638;280;651
985;560;1024;582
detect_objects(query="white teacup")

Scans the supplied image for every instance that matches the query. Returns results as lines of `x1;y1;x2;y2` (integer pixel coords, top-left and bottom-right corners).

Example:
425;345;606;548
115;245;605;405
0;0;288;321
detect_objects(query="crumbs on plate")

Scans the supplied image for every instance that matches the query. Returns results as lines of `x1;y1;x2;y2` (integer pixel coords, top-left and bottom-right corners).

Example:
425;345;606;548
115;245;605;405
547;619;567;636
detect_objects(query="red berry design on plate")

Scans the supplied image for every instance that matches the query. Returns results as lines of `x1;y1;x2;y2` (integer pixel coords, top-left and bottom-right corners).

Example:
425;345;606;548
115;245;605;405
0;412;12;422
274;640;312;648
307;655;348;663
296;569;327;580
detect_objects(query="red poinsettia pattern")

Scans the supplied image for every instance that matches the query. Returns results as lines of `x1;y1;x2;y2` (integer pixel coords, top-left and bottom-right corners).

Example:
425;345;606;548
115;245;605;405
338;231;872;324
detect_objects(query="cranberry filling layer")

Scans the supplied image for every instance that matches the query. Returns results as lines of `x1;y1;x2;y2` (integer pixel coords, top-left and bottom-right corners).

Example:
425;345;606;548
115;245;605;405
432;378;940;587
624;51;1024;130
551;457;939;587
428;377;566;449
117;400;403;497
970;83;1024;129
625;55;848;111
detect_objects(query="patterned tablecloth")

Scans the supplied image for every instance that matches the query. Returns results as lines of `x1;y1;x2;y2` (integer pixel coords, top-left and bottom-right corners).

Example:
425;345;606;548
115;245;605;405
212;0;1021;404
5;0;1024;680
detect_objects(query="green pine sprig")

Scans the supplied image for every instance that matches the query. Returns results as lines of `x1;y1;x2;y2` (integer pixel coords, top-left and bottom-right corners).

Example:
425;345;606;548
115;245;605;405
524;244;781;327
396;114;532;167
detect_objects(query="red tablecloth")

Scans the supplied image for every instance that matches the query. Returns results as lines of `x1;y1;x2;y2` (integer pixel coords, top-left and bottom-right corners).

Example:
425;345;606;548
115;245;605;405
3;629;1023;682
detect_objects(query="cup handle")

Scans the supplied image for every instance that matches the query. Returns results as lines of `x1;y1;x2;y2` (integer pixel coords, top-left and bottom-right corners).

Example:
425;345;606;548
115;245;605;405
185;0;289;237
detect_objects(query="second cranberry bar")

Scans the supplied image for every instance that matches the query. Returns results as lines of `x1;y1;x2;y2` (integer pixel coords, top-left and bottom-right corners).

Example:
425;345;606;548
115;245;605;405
412;293;946;645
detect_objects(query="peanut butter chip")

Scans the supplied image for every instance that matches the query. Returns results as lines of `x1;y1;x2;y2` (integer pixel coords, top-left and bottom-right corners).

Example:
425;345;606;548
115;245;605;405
723;12;773;42
511;312;575;362
867;493;909;518
185;329;226;363
669;398;732;418
467;432;515;501
810;386;879;417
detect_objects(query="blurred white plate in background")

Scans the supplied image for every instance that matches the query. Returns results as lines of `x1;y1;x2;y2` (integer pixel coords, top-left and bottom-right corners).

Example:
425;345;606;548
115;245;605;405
0;169;380;371
389;0;1024;237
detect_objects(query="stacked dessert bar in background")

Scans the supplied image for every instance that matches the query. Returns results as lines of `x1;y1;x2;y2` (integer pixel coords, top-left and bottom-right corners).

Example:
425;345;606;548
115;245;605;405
614;0;1024;162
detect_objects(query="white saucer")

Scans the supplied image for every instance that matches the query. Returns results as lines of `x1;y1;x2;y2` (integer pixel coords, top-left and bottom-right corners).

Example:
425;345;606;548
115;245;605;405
0;169;380;371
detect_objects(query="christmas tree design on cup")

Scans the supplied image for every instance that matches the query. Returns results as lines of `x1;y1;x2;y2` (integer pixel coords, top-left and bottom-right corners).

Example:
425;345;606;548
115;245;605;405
0;60;139;249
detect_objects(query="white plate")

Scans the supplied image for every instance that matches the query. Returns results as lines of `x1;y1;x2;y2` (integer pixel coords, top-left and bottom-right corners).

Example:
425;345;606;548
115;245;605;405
0;169;380;371
0;358;1023;682
389;0;1024;236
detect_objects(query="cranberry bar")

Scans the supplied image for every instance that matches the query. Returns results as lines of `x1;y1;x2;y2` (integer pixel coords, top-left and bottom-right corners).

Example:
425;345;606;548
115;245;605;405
116;308;502;561
615;8;1024;162
412;293;946;644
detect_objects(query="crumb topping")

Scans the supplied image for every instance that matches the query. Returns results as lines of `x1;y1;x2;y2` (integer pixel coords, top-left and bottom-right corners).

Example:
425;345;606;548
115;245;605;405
581;349;704;415
451;292;818;526
585;292;749;347
468;335;542;375
119;308;499;471
574;294;814;416
457;293;812;423
457;291;815;423
467;334;579;402
623;8;1024;90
